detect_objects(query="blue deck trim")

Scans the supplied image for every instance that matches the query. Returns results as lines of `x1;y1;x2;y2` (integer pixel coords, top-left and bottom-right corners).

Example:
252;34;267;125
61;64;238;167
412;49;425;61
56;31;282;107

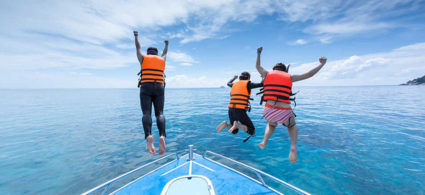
113;154;280;195
82;153;177;195
204;150;310;195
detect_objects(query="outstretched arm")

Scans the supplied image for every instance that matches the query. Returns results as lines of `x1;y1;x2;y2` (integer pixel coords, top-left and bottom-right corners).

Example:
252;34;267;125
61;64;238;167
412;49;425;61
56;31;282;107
161;40;169;60
134;31;144;64
227;75;238;87
256;47;268;78
291;57;327;82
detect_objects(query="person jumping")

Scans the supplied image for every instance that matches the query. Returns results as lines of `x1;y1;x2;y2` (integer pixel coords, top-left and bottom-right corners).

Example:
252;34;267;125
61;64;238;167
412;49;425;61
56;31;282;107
217;72;263;142
255;46;327;162
134;30;168;155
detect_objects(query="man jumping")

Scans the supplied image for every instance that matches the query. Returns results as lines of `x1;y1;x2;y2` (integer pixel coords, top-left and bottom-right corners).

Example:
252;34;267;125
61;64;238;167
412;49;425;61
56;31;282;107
134;31;168;155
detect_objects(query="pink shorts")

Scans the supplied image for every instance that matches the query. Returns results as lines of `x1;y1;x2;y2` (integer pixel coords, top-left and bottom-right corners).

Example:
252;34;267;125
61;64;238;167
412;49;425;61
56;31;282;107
263;103;293;124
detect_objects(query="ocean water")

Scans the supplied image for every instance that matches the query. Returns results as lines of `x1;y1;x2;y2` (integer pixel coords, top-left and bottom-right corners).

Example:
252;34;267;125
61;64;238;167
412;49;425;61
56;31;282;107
0;86;424;194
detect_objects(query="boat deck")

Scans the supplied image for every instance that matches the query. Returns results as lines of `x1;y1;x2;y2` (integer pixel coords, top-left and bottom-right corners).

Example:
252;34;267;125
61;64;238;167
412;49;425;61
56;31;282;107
113;153;280;195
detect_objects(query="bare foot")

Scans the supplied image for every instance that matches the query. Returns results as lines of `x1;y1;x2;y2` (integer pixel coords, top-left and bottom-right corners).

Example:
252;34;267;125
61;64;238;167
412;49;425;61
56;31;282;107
146;136;155;154
289;147;297;163
228;121;239;133
159;136;166;155
217;121;227;133
258;142;266;149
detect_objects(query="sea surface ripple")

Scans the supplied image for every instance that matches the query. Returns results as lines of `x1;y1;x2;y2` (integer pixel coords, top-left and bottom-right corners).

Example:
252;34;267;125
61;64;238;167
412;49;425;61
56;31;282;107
0;86;424;194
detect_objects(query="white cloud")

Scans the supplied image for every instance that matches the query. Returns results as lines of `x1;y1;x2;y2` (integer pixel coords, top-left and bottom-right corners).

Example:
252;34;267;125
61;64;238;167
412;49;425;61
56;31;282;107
307;21;390;35
168;52;198;66
0;71;134;88
0;0;423;88
319;36;332;44
2;42;424;88
0;0;277;72
177;0;276;43
1;0;420;47
165;74;226;88
278;0;420;42
291;39;308;45
0;0;277;45
166;65;176;70
0;46;134;71
276;0;335;22
290;42;425;86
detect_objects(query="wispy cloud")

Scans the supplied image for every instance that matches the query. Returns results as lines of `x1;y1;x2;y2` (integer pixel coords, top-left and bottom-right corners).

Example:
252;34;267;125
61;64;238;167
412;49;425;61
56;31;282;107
290;39;308;45
291;42;425;86
165;74;226;88
0;0;275;71
168;52;198;66
0;41;134;71
278;0;421;42
0;71;134;88
306;21;391;35
1;0;424;88
2;0;421;46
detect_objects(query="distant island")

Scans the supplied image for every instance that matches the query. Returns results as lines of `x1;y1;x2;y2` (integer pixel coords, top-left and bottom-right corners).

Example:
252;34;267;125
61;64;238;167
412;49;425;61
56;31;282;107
401;75;425;85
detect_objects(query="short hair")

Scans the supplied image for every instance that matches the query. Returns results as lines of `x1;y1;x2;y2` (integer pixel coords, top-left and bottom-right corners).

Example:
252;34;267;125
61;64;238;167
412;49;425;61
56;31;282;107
147;47;158;55
273;62;287;72
239;71;251;80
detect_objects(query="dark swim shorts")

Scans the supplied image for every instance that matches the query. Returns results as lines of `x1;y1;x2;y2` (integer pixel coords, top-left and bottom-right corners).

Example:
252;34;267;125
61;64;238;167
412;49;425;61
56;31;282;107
228;108;255;135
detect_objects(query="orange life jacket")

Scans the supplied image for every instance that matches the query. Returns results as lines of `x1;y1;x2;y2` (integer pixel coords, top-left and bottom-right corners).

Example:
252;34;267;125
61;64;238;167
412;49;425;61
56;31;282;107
228;80;251;110
140;55;165;84
262;70;292;104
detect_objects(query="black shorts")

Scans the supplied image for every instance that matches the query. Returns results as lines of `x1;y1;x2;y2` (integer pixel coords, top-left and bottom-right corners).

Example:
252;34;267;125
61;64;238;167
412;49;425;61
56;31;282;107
228;108;255;135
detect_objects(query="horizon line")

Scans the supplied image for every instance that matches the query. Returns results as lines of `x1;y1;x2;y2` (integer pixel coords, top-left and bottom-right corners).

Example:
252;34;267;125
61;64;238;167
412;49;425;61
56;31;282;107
0;84;411;90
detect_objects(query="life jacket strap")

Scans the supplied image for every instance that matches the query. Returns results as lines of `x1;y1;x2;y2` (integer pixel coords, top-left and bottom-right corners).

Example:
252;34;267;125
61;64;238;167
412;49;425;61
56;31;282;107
263;84;291;90
259;95;264;105
256;88;265;96
230;94;250;98
290;90;299;96
262;94;290;100
262;89;291;95
141;78;164;82
230;98;249;103
229;103;249;106
243;135;252;143
142;69;164;73
141;73;164;77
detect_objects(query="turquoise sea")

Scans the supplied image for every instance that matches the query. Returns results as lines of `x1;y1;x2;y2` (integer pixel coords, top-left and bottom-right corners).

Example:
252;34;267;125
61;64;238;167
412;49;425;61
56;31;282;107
0;86;424;194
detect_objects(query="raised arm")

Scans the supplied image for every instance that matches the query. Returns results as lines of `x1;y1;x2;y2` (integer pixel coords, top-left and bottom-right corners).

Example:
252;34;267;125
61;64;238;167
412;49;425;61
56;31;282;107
134;31;144;64
291;57;327;82
161;40;169;60
227;75;238;87
256;47;268;78
249;80;264;89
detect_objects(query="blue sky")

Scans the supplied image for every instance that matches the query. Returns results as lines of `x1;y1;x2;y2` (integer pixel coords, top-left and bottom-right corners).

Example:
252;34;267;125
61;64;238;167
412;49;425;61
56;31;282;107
1;0;425;88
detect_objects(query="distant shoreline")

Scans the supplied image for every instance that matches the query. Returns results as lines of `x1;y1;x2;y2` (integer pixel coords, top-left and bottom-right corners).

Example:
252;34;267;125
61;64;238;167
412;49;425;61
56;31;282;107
401;75;425;85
